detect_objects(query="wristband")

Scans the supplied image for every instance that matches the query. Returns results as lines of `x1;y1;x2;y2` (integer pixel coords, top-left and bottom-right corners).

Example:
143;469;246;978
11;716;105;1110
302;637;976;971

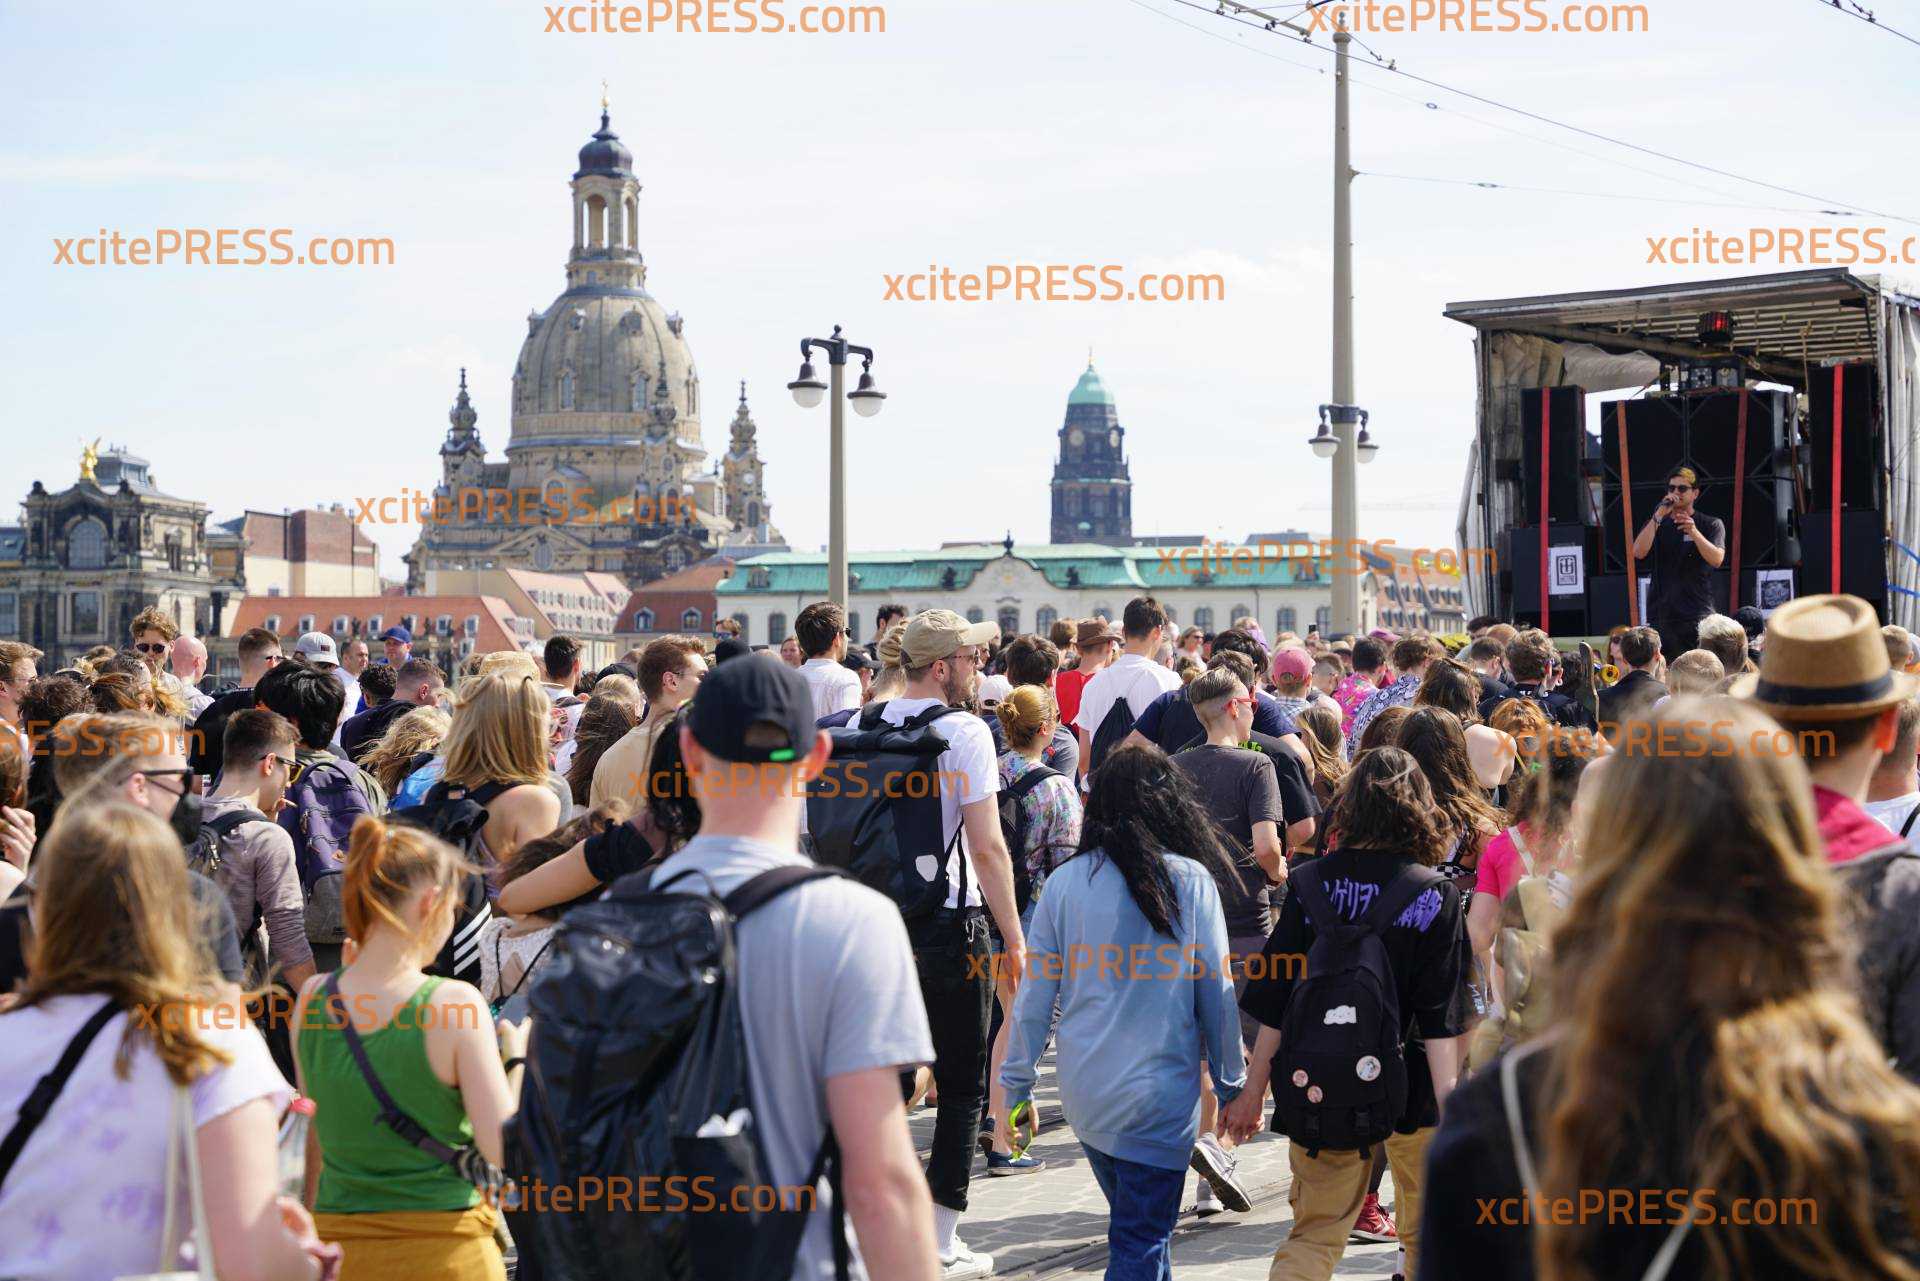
503;1056;526;1074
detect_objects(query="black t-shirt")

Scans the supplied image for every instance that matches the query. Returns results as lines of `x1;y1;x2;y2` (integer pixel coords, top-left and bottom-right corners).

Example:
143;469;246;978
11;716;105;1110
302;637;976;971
1173;744;1287;937
582;819;655;884
1646;509;1725;622
0;870;244;993
1493;683;1597;732
188;685;256;778
987;716;1080;777
1239;847;1473;1131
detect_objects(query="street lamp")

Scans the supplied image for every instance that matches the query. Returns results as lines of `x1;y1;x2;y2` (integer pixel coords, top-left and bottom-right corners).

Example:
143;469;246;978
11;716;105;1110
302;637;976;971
787;325;886;607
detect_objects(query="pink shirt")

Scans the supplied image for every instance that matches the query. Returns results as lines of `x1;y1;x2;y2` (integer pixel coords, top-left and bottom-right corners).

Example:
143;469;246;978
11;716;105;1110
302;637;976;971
1476;824;1532;906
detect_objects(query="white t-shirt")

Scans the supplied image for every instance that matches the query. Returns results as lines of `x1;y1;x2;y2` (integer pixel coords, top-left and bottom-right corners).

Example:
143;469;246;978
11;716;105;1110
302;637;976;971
800;658;862;722
878;698;999;909
1074;653;1182;740
0;995;293;1281
1864;792;1920;838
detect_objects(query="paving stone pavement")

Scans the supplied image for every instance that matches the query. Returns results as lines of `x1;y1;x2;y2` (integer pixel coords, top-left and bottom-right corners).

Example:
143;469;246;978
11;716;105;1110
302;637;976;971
912;1053;1403;1280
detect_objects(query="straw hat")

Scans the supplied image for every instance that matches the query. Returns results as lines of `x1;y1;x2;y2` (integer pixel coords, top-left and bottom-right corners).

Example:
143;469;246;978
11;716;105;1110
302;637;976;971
1729;594;1917;721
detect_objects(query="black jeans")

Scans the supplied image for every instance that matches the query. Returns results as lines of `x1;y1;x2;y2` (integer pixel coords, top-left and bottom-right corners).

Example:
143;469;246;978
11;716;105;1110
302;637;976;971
1653;614;1701;664
908;907;992;1212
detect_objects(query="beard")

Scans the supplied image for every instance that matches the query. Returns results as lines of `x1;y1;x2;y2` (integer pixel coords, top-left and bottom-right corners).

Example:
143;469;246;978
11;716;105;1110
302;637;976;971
941;666;974;707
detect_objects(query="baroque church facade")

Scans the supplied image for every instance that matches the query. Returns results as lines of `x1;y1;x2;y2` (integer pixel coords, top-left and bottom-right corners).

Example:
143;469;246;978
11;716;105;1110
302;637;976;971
406;108;782;591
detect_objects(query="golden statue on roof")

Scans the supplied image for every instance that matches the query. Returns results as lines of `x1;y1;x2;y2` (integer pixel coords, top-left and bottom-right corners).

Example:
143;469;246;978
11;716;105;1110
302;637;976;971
79;437;100;483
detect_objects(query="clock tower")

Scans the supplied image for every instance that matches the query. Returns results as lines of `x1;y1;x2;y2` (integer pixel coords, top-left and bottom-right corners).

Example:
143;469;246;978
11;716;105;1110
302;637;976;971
1049;359;1133;545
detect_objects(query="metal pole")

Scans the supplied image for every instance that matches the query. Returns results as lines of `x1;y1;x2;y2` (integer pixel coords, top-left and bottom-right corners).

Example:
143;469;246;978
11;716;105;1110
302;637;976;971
1330;24;1360;637
828;358;848;608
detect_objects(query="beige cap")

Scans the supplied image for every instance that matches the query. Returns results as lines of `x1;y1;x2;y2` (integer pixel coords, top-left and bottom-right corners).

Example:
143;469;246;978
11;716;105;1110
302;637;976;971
901;609;1000;667
1730;593;1918;721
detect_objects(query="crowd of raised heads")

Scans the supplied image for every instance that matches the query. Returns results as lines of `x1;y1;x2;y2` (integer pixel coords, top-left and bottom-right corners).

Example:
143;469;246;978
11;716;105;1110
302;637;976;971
5;592;1920;1280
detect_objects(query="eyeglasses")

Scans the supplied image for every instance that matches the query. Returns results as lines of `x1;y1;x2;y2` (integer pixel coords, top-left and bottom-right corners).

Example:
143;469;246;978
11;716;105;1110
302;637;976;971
270;754;305;785
1667;484;1693;493
133;643;168;655
262;653;285;665
1227;696;1255;713
138;767;195;797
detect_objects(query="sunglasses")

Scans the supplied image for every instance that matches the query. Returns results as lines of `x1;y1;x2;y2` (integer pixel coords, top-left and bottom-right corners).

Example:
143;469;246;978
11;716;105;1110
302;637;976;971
138;767;195;796
133;643;168;655
1667;484;1693;493
270;754;306;785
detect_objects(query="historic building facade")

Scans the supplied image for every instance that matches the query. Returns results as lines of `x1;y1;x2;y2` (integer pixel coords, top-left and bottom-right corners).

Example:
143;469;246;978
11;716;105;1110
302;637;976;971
0;448;237;665
1049;361;1133;545
406;107;783;592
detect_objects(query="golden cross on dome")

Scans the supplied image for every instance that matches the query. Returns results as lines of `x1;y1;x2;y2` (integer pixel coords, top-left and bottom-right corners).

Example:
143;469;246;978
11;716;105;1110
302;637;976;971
601;79;610;110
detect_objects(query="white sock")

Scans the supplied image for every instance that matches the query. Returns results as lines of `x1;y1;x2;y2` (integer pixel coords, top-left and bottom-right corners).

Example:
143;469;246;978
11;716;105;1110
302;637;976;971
933;1205;962;1257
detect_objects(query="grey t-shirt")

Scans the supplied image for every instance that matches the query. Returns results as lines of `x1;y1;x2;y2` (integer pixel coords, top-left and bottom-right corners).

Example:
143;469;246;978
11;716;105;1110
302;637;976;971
201;793;313;983
650;834;934;1281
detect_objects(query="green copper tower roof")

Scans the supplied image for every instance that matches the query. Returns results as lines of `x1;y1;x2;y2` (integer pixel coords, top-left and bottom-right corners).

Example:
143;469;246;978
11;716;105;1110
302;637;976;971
1067;362;1114;407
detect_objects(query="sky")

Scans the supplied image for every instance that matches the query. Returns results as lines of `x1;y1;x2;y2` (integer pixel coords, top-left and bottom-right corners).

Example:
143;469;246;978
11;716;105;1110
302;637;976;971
4;0;1918;579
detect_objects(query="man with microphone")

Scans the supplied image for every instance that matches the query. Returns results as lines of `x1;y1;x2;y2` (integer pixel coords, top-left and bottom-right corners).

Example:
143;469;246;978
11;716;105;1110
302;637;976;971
1631;465;1727;660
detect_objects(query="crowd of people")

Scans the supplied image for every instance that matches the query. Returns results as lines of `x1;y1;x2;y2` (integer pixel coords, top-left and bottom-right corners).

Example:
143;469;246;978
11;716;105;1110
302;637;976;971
4;588;1920;1280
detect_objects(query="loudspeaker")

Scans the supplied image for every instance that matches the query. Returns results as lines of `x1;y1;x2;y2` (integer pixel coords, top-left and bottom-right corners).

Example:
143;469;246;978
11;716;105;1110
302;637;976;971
1508;524;1595;634
1807;362;1880;511
1520;387;1590;526
1598;389;1794;574
1801;509;1887;609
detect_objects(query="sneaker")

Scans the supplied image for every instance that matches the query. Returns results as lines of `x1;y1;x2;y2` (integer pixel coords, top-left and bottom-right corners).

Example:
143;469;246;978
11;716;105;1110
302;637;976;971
1188;1133;1253;1214
986;1150;1045;1176
1195;1180;1224;1218
1350;1192;1398;1243
940;1241;994;1279
977;1126;994;1161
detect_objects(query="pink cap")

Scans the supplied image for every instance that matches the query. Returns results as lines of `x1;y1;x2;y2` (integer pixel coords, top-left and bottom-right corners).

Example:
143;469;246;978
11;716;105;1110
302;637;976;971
1270;647;1314;683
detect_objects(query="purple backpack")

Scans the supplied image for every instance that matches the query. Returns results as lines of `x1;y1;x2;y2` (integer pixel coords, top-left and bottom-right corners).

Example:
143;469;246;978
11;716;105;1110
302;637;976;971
280;757;381;944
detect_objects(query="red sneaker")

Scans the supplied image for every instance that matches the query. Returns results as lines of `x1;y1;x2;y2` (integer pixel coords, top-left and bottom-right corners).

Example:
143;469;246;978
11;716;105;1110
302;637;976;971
1350;1193;1398;1244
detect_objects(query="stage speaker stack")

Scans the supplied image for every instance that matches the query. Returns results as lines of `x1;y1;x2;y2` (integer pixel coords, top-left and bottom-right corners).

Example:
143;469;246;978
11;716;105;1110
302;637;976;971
1590;387;1798;632
1511;388;1595;633
1801;362;1886;612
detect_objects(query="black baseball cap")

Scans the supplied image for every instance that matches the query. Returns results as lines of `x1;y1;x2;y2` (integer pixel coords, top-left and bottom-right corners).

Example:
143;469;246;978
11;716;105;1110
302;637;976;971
686;654;817;764
840;648;879;673
713;637;751;664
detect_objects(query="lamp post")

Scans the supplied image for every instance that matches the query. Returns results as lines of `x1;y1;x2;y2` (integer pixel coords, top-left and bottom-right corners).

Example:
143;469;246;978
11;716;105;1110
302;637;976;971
787;325;886;608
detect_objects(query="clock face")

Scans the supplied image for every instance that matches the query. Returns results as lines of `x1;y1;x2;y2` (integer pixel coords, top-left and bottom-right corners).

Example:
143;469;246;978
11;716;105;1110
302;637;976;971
1069;428;1084;448
1108;429;1120;448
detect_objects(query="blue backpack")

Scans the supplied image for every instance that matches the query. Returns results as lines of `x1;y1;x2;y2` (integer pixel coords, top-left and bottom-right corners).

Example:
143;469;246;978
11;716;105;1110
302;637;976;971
281;757;382;945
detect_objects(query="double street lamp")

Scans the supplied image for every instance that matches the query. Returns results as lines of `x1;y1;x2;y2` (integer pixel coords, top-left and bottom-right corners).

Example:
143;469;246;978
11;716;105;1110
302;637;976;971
788;325;886;608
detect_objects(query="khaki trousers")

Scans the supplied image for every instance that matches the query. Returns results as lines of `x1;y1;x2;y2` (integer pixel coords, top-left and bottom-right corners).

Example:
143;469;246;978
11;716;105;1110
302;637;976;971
1267;1127;1432;1281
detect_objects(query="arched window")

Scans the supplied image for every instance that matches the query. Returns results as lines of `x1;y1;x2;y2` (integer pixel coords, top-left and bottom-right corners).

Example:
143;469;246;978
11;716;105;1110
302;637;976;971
998;607;1019;636
1035;605;1058;634
768;612;787;643
1277;607;1297;636
682;608;703;631
665;545;688;573
1232;604;1252;625
559;369;576;411
1193;605;1215;631
965;607;985;624
631;368;645;411
635;608;655;632
68;517;107;570
532;540;555;571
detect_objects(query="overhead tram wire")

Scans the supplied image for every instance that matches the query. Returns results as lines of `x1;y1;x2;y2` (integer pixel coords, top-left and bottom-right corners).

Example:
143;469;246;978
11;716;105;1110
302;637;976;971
1143;0;1920;228
1354;170;1861;218
1809;0;1920;51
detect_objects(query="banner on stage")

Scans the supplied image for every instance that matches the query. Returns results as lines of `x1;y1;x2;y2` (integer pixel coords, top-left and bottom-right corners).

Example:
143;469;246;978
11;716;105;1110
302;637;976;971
1548;545;1585;597
1756;569;1795;617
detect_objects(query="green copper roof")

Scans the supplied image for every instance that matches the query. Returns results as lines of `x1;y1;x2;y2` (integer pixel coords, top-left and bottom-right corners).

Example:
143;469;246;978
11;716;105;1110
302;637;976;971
1067;363;1114;407
716;542;1331;596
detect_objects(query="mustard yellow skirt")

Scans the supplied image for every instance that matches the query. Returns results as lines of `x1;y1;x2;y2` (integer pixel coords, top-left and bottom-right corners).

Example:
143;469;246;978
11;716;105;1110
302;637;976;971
313;1205;506;1281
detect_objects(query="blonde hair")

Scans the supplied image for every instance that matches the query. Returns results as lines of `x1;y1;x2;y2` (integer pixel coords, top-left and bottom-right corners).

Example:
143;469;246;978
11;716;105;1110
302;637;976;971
1667;649;1726;697
360;706;453;796
1539;697;1920;1280
18;803;233;1084
340;816;471;957
51;712;186;798
476;650;542;681
129;606;180;643
587;673;642;710
995;685;1059;753
442;672;552;789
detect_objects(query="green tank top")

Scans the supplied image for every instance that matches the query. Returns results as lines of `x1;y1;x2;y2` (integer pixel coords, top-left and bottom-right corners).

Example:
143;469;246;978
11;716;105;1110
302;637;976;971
297;973;480;1214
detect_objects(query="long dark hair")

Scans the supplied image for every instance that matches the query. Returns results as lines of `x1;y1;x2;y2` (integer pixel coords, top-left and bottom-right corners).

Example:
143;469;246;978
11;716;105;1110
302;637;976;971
1072;743;1237;937
1327;746;1450;865
1396;706;1506;855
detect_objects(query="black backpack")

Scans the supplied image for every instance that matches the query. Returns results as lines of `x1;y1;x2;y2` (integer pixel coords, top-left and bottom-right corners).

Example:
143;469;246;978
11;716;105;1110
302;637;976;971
185;806;270;879
1087;697;1138;776
1273;860;1442;1155
998;764;1062;912
503;863;850;1281
393;780;506;987
807;702;968;918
